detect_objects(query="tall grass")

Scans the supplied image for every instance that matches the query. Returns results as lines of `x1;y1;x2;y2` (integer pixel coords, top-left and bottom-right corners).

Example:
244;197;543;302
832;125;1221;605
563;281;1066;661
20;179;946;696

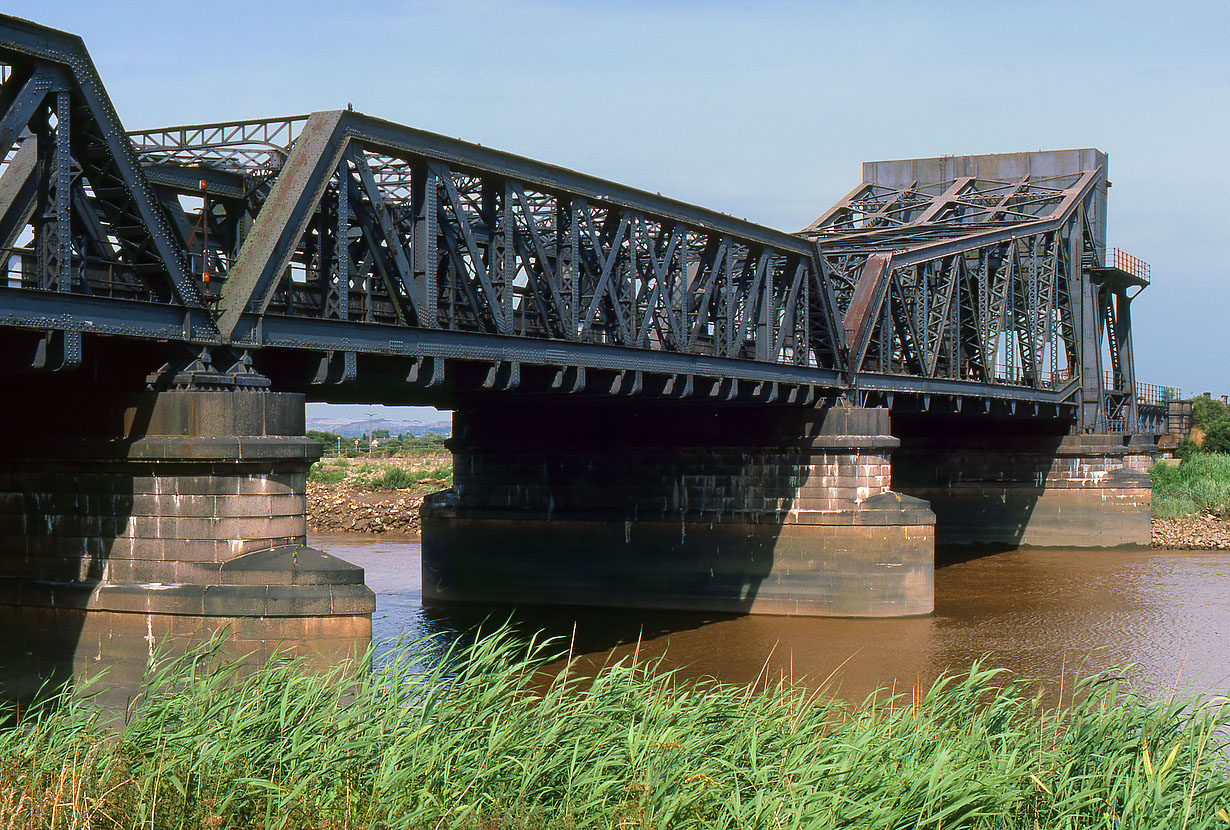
307;457;453;492
306;462;346;485
1151;452;1230;518
3;630;1230;829
366;462;452;491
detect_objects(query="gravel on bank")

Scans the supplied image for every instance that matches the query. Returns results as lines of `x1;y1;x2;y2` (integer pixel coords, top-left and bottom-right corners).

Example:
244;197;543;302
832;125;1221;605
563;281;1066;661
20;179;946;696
1152;512;1230;550
307;481;1230;548
306;481;426;534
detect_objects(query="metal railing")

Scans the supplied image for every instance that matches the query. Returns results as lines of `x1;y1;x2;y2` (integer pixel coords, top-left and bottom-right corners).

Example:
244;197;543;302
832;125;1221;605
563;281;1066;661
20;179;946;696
1135;381;1180;407
1105;247;1151;283
1100;372;1178;407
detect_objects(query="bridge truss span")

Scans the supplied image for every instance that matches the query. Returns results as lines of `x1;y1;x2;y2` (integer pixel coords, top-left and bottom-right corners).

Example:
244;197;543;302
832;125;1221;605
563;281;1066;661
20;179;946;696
0;12;1154;430
174;110;848;390
800;156;1147;430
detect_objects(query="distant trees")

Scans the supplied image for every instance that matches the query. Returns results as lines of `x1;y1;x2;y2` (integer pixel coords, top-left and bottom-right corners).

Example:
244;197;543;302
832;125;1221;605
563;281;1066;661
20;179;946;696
1192;396;1228;431
307;430;345;453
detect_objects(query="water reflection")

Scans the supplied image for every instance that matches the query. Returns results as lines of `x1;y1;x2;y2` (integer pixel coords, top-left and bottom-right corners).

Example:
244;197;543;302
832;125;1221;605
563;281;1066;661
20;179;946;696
315;534;1230;701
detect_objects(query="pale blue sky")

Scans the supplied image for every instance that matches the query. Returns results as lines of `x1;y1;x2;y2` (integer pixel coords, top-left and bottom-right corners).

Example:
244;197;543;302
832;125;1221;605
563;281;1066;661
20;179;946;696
14;0;1228;420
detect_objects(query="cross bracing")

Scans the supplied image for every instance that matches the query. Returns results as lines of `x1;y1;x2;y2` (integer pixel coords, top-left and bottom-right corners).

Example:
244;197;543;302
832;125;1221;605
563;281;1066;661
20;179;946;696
798;162;1146;431
0;13;1153;430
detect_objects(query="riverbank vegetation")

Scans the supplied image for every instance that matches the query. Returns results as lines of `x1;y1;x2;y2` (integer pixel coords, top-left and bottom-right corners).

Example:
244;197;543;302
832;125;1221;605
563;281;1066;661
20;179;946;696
1151;452;1230;518
4;631;1230;829
1189;396;1230;455
308;454;452;493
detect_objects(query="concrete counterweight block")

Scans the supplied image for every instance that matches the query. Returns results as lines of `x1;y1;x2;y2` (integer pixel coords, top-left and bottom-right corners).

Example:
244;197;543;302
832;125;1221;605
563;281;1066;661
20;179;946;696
0;390;374;709
422;405;935;618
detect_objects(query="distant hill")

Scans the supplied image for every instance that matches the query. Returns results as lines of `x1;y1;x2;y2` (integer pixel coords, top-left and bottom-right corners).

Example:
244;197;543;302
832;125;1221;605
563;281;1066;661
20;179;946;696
306;417;451;438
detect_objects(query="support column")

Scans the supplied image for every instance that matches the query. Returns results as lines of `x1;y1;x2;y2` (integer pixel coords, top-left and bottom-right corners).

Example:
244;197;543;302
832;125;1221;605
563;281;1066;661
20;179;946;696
422;405;934;617
0;389;374;709
892;416;1154;549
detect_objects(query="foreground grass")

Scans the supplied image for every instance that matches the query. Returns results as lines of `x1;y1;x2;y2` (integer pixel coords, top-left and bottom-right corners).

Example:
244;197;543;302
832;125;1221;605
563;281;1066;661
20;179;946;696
1151;452;1230;518
3;632;1230;829
308;454;453;492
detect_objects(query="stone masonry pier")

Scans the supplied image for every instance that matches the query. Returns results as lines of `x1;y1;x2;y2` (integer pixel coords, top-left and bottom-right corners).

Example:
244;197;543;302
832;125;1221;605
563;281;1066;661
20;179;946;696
0;388;373;709
423;405;935;617
892;415;1154;549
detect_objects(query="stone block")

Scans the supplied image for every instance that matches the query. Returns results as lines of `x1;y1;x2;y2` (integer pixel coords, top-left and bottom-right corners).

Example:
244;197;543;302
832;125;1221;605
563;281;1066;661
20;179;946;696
237;515;305;540
238;475;299;497
175;559;224;585
174;475;243;496
265;585;333;617
232;394;267;437
229;614;309;642
201;585;267;617
211;494;265;519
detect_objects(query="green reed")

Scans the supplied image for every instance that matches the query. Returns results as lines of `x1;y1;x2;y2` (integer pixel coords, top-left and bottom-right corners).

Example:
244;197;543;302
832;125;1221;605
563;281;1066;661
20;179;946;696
3;629;1230;829
1152;452;1230;518
365;463;452;492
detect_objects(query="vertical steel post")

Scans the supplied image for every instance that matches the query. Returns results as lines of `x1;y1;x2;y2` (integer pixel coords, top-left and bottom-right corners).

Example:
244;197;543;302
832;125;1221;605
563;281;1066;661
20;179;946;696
1115;288;1139;432
335;159;349;321
38;91;71;293
1073;210;1102;431
563;198;579;338
755;253;772;361
410;163;438;328
499;180;514;333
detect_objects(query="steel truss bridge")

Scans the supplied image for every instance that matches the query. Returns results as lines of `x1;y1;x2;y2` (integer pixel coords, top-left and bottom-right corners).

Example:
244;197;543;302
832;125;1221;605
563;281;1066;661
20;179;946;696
0;14;1159;432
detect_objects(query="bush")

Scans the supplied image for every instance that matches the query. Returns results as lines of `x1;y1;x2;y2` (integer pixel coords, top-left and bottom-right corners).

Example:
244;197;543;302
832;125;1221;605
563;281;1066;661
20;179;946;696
367;463;453;491
1192;396;1229;431
306;462;345;485
1176;436;1201;461
1201;418;1230;454
367;466;418;490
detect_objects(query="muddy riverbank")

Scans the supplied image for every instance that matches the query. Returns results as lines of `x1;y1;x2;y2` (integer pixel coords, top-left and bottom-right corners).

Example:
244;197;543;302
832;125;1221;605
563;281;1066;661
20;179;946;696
307;479;1230;547
306;481;426;534
1151;512;1230;549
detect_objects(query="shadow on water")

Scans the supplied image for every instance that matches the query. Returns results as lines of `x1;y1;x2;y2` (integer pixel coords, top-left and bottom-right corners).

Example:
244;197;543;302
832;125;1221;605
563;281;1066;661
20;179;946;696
419;599;741;660
935;543;1019;569
329;534;748;679
327;533;1230;704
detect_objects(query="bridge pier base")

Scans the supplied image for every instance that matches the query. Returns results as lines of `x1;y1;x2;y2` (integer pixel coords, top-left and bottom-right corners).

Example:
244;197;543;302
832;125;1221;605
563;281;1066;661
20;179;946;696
422;405;934;617
892;417;1154;549
0;389;373;709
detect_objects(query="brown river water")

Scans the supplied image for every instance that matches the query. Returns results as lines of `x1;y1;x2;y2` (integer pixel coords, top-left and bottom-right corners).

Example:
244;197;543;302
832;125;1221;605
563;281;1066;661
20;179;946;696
312;534;1230;702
